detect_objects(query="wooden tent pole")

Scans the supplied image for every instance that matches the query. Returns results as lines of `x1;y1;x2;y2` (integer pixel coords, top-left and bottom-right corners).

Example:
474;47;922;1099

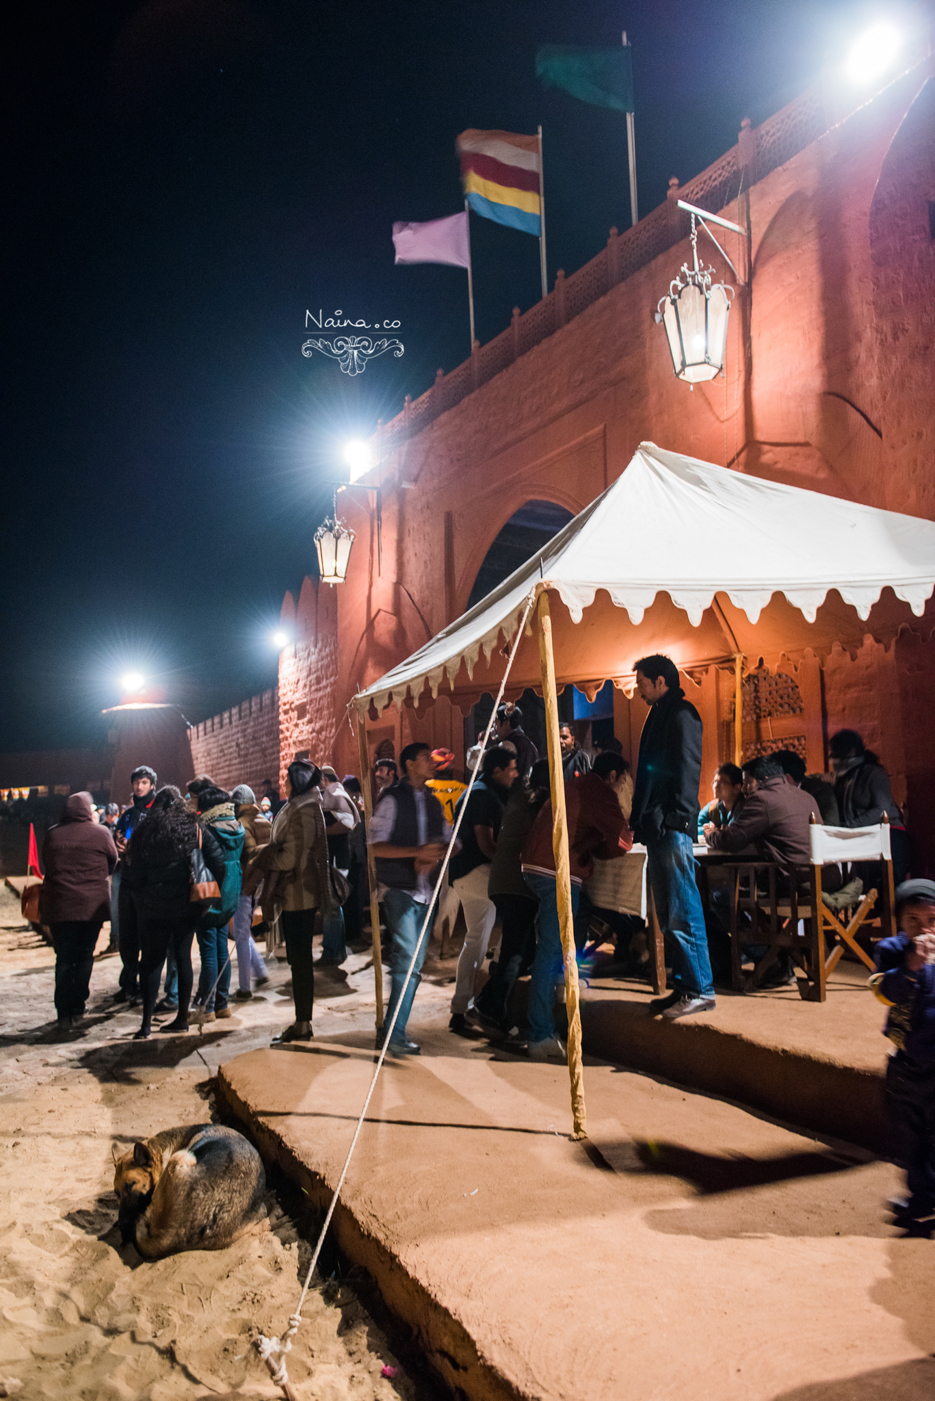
733;653;743;766
536;589;587;1140
355;709;385;1029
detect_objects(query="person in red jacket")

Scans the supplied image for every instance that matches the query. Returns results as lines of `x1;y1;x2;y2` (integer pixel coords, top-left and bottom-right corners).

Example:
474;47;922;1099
40;791;118;1032
521;753;632;1061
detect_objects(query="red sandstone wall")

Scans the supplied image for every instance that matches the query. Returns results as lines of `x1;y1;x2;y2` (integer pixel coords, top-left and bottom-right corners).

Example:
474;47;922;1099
188;688;279;797
281;59;935;863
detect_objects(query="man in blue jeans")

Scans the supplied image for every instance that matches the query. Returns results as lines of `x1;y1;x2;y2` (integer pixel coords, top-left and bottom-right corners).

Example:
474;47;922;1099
521;753;631;1060
369;742;453;1056
631;653;716;1020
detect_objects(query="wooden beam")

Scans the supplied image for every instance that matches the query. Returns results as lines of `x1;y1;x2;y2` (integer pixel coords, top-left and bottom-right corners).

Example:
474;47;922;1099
536;589;587;1140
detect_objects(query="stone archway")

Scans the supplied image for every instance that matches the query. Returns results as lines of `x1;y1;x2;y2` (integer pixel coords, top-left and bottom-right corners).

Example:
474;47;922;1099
465;499;575;756
466;499;574;610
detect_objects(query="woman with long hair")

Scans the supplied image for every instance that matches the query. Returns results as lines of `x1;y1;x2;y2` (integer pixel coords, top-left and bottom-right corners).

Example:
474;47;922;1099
123;786;225;1038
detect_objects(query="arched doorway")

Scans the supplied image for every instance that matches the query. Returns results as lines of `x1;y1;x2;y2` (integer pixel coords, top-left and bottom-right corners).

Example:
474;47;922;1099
466;499;574;611
465;500;577;759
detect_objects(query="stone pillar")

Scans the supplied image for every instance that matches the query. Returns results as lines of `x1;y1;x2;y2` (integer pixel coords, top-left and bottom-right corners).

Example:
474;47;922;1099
606;227;620;288
106;704;194;802
738;116;755;185
666;176;682;246
555;269;566;328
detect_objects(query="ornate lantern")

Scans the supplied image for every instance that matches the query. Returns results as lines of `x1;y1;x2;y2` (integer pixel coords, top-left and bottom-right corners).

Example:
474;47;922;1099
656;213;734;385
314;491;355;584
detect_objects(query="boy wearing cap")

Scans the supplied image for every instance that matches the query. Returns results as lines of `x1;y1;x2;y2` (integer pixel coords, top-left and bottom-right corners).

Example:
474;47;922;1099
872;879;935;1231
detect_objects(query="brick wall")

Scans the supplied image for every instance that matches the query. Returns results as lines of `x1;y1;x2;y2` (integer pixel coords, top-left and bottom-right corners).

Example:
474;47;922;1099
188;687;280;796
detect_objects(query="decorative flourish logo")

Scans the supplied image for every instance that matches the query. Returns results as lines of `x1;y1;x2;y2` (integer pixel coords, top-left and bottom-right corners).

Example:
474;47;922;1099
302;309;404;375
302;335;404;376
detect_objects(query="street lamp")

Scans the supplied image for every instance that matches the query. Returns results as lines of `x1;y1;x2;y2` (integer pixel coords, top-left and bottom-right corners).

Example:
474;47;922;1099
314;489;356;585
271;629;290;648
121;671;145;694
656;211;735;386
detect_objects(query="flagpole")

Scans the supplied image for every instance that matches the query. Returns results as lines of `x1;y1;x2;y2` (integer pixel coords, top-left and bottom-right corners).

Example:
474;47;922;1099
537;124;548;299
622;32;638;226
464;198;476;348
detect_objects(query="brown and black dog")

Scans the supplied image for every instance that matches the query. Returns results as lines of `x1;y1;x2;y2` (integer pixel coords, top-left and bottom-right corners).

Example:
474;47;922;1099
113;1124;267;1259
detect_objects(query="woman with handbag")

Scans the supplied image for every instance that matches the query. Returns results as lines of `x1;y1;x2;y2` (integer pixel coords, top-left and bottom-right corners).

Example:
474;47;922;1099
260;759;337;1043
192;785;245;1021
123;787;226;1038
40;791;118;1033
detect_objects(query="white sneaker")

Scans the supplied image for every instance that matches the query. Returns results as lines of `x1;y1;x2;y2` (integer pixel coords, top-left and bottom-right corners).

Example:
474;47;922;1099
528;1035;567;1063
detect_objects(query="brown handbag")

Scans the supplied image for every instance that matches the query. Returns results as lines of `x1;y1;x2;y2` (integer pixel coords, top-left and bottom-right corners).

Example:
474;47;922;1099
21;876;42;924
189;828;221;908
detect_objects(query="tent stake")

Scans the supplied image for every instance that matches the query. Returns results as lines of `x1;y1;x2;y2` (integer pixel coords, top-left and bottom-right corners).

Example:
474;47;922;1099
355;709;385;1029
536;589;587;1140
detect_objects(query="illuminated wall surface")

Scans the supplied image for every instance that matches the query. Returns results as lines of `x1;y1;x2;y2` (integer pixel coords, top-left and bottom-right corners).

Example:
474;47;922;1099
196;61;935;868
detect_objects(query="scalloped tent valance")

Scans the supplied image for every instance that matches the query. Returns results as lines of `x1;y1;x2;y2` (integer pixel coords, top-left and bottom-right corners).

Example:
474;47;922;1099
353;443;935;716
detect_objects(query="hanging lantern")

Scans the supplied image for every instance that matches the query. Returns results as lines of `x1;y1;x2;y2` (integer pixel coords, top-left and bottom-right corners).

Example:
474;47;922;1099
656;213;734;386
314;491;355;584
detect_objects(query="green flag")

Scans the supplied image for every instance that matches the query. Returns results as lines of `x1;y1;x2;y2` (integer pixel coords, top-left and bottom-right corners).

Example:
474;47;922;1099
535;45;634;114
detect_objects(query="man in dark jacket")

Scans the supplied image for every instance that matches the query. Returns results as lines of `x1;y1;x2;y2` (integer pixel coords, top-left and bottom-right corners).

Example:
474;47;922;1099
492;703;539;779
521;756;631;1059
630;654;714;1020
369;742;453;1056
559;723;591;779
40;791;118;1030
112;764;156;1002
705;756;821;869
830;729;909;884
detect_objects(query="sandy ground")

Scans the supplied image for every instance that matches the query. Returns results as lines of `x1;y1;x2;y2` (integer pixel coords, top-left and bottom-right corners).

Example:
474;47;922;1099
0;883;454;1401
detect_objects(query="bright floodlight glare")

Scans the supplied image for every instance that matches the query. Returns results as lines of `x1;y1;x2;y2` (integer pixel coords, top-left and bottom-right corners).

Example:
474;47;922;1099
343;439;372;483
845;21;901;84
272;630;289;648
122;671;145;693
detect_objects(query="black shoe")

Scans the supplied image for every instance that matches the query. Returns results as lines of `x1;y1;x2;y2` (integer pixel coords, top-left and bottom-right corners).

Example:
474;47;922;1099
649;988;682;1014
255;975;270;987
272;1021;314;1044
157;1018;190;1034
133;1028;151;1040
449;1013;471;1037
234;989;253;1001
111;989;130;1004
385;1038;420;1057
154;998;178;1013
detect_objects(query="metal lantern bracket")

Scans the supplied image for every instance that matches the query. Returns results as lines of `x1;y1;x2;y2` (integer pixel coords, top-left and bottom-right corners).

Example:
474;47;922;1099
676;199;745;283
335;480;382;573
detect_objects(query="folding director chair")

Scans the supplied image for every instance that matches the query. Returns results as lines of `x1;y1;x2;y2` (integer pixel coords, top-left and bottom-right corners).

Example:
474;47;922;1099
726;816;896;1002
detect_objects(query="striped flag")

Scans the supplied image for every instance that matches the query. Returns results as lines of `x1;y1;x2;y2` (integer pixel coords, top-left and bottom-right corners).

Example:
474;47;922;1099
456;129;541;237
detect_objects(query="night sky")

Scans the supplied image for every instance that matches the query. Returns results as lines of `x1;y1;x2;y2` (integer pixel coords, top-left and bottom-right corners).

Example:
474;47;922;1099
4;0;871;752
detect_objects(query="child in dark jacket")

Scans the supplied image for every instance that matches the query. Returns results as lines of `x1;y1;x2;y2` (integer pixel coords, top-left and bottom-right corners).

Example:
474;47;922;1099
872;879;935;1230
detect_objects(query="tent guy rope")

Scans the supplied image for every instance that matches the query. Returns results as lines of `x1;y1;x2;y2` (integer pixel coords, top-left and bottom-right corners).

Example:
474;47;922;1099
253;588;541;1399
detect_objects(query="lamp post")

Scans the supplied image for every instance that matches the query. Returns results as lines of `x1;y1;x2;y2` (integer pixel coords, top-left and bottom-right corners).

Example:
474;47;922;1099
656;210;737;387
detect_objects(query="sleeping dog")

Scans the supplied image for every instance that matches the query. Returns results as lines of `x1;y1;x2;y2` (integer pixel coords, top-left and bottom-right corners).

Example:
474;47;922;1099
113;1124;267;1259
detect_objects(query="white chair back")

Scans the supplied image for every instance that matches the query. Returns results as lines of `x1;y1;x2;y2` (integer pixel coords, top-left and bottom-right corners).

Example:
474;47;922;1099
808;822;891;865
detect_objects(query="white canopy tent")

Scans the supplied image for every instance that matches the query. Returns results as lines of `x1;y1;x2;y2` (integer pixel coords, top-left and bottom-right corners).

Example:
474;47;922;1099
351;444;935;1138
354;443;935;717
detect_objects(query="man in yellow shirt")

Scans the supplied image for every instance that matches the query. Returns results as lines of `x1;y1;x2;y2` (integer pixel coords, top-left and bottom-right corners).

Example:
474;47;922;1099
426;749;466;822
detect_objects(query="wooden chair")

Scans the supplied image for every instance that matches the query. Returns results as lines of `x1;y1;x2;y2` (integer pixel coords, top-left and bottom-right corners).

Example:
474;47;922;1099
725;817;896;1001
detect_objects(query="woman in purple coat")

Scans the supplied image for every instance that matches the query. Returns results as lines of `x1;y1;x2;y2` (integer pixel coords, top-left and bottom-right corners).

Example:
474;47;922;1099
40;791;118;1031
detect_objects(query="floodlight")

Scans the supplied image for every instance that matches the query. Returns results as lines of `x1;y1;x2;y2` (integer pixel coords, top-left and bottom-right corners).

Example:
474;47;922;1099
272;630;289;648
343;439;372;483
845;21;901;85
121;672;145;693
